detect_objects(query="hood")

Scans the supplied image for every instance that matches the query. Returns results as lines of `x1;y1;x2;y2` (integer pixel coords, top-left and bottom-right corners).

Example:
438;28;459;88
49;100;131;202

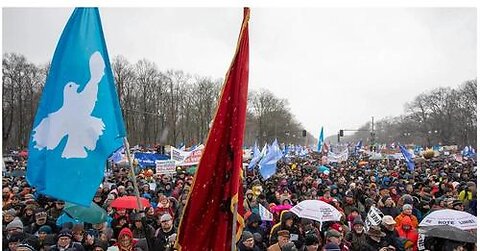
280;211;294;225
401;216;413;227
247;213;261;226
119;227;133;239
245;190;254;196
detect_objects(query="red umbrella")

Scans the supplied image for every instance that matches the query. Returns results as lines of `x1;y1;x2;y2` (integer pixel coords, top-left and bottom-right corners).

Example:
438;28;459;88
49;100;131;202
110;196;150;209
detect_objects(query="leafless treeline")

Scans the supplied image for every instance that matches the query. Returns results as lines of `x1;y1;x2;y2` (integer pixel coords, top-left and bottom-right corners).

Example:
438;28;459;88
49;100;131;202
340;79;477;147
3;53;313;150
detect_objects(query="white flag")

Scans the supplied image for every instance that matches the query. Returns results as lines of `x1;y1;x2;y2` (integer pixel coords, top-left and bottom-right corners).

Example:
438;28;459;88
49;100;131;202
259;204;273;221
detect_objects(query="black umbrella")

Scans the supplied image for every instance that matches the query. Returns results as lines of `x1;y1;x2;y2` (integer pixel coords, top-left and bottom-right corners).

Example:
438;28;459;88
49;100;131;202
421;225;476;243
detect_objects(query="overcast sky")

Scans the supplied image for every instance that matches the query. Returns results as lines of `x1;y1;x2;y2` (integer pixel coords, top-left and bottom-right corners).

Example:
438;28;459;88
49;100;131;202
2;7;477;139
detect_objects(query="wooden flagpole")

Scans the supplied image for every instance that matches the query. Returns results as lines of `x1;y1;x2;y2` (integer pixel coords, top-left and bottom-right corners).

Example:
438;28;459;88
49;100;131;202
123;138;154;251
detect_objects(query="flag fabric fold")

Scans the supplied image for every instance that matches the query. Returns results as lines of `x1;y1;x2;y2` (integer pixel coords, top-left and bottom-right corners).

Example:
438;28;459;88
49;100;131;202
316;127;324;152
175;8;250;251
27;8;125;206
354;140;362;155
258;140;283;180
248;142;261;170
399;144;415;172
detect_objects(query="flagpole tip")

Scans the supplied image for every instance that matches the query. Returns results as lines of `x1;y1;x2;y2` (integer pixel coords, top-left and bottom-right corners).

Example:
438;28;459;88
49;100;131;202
243;7;250;22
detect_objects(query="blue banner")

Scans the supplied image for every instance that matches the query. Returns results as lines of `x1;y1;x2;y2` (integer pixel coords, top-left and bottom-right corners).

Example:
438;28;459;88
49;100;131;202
134;152;169;168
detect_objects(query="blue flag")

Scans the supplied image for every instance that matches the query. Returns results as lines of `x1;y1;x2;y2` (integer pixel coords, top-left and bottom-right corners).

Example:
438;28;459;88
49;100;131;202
27;8;126;206
354;140;362;154
248;142;261;170
317;127;324;152
258;140;283;180
271;139;283;160
109;146;124;163
399;144;415;172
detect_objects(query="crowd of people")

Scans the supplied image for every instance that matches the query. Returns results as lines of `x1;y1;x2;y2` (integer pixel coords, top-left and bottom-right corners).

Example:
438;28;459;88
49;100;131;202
2;146;477;251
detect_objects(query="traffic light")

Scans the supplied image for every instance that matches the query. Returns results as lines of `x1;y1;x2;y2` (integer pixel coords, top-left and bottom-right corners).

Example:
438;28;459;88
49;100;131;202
339;130;344;137
302;130;307;137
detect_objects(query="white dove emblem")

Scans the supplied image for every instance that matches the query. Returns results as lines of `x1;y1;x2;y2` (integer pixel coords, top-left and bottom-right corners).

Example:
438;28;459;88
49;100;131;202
32;51;106;159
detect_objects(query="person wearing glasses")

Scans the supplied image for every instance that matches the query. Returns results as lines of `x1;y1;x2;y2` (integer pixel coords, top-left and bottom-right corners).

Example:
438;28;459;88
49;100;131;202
153;213;176;251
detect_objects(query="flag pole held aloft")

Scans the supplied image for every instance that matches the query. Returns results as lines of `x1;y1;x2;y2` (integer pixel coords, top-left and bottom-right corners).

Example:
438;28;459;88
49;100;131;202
27;8;126;207
175;7;250;251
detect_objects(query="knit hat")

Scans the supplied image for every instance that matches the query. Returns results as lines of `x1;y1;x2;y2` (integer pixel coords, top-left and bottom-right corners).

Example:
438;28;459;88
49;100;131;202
326;229;342;238
8;232;24;243
402;195;414;205
240;231;254;242
160;213;172;222
381;196;392;204
253;233;263;242
323;243;341;251
93;240;108;251
6;218;24;231
403;204;413;211
16;243;36;251
58;229;73;239
4;208;17;217
38;225;52;234
353;216;364;226
21;237;40;251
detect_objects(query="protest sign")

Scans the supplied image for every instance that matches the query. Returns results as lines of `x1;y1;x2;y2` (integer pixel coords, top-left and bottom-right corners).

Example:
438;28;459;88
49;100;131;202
155;160;177;175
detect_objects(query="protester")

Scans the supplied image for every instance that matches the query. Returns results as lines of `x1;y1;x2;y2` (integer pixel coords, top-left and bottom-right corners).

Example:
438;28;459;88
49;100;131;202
238;231;261;251
49;229;85;251
1;143;477;251
267;230;290;251
153;214;176;251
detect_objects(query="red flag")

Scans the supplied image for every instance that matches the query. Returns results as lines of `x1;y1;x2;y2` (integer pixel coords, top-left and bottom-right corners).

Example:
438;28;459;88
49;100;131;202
175;8;249;251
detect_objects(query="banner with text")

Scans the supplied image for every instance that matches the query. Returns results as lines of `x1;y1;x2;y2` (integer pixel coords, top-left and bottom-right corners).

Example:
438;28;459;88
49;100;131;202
134;152;169;168
364;206;384;231
179;145;205;166
156;160;177;175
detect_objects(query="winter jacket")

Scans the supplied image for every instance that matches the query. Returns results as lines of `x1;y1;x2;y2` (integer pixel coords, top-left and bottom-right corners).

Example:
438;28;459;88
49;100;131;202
269;211;302;247
394;212;418;229
345;231;368;251
107;228;142;251
244;213;266;242
395;217;419;251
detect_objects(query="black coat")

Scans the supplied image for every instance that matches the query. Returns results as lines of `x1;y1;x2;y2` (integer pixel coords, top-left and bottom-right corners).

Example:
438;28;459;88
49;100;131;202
153;227;176;251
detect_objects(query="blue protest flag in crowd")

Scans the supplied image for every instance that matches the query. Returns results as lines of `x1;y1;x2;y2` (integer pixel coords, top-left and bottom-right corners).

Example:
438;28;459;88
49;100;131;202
399;144;415;172
354;140;362;154
317;127;324;152
27;8;125;206
248;142;261;170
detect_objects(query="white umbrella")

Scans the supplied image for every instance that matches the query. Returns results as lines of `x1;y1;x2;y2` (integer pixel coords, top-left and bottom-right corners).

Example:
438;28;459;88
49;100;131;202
419;209;477;230
290;200;342;222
